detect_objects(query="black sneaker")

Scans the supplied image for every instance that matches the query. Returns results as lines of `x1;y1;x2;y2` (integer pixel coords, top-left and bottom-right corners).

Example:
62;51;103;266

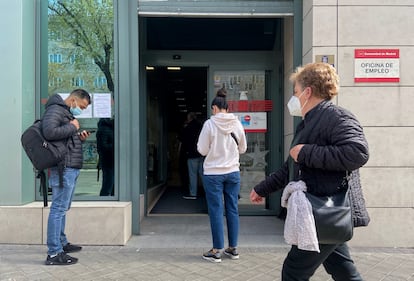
183;195;197;200
224;247;239;260
63;243;82;253
45;252;78;265
202;249;221;263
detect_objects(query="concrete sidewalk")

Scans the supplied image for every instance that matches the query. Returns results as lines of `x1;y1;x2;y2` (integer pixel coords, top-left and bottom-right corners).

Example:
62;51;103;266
0;216;413;281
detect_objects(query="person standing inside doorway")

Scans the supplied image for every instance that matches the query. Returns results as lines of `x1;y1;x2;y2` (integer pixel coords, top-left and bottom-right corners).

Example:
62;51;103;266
97;118;115;196
43;89;92;265
180;112;204;199
197;89;247;262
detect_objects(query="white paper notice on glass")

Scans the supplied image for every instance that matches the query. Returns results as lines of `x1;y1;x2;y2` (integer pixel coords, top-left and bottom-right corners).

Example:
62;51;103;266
93;93;112;118
58;93;93;118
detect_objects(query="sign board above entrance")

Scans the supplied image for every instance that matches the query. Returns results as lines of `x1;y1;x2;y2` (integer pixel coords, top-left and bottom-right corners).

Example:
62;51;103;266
354;49;400;83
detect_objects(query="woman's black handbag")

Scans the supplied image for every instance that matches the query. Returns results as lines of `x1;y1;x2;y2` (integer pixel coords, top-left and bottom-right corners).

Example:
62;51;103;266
305;188;353;244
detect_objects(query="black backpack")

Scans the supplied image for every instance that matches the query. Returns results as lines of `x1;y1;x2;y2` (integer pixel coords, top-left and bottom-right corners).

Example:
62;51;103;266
21;120;68;171
21;119;70;207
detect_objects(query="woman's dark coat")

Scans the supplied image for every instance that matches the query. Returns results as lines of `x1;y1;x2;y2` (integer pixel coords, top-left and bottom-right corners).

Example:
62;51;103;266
254;100;370;226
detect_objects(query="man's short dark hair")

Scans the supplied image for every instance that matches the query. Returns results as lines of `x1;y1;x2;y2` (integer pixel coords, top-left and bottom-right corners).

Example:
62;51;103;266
70;89;91;105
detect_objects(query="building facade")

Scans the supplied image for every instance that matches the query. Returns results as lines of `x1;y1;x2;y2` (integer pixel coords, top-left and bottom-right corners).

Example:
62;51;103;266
0;0;412;247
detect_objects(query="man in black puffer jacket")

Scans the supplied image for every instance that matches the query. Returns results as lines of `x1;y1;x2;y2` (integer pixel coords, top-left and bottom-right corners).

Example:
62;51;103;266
42;89;91;266
250;63;369;280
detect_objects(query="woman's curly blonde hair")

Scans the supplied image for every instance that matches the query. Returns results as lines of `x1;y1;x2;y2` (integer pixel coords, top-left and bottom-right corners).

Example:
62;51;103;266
289;62;340;100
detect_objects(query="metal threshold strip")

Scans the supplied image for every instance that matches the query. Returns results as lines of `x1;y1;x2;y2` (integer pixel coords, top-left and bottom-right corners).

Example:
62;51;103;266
138;11;293;17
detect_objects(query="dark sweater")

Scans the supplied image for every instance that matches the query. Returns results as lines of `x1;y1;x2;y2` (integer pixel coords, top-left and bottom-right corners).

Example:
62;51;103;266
179;119;203;159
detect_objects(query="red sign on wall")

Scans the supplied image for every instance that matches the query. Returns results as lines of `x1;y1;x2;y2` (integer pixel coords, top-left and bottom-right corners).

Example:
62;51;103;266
354;49;400;83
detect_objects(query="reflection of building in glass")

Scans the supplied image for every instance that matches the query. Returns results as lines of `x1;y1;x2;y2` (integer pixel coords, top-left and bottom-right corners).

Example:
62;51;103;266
47;0;114;96
48;38;108;94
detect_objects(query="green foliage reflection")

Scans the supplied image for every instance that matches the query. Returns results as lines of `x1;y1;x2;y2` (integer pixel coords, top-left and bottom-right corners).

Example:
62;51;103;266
48;0;114;94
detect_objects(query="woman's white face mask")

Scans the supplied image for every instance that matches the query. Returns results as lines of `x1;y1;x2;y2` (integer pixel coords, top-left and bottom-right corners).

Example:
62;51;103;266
287;90;306;117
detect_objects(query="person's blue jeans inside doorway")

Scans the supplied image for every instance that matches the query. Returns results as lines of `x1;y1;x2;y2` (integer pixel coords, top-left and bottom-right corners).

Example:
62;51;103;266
187;157;203;197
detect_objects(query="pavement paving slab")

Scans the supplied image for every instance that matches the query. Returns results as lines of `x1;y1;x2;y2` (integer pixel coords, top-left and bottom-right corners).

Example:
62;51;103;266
0;216;413;281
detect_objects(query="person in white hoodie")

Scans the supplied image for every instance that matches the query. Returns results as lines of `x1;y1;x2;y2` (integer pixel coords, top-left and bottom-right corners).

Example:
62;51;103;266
197;89;247;263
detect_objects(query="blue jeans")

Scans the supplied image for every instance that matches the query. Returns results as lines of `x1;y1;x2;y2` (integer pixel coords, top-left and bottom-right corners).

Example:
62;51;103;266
187;157;203;196
202;172;240;249
46;167;80;255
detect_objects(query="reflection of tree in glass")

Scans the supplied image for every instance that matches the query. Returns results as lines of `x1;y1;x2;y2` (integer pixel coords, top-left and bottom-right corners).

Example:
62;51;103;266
48;0;114;93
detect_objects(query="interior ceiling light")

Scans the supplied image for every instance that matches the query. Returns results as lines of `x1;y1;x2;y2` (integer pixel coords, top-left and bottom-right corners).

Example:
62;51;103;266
145;66;154;70
167;66;181;71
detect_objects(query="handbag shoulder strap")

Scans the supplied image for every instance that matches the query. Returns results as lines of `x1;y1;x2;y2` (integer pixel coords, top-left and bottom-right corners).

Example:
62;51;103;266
230;132;238;146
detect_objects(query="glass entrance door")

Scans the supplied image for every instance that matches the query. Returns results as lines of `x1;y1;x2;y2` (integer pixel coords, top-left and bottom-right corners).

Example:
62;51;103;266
213;70;273;213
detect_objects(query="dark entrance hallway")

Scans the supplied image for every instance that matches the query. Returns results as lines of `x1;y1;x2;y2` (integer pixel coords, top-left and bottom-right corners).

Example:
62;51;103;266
146;66;208;214
143;16;284;216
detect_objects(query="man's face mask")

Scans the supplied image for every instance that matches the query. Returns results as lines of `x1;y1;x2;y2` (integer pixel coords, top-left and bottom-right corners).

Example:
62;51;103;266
70;100;83;116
